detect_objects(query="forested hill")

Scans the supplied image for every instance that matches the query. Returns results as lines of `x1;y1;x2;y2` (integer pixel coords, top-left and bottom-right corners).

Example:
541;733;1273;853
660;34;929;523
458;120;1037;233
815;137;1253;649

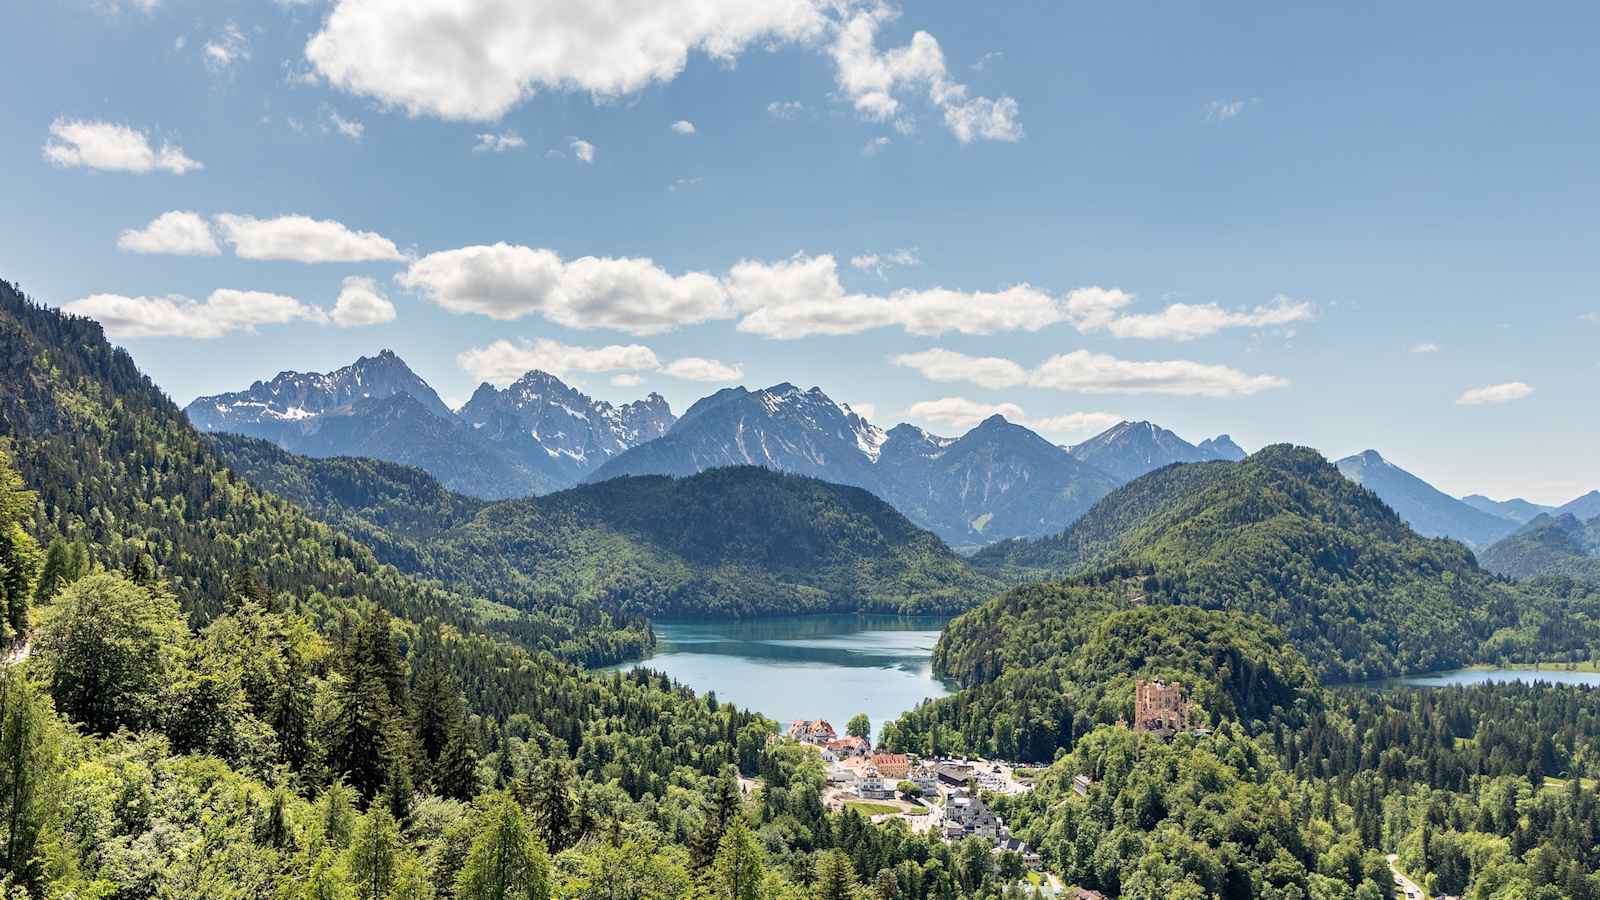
211;432;998;619
0;279;652;663
1480;512;1600;583
970;445;1586;681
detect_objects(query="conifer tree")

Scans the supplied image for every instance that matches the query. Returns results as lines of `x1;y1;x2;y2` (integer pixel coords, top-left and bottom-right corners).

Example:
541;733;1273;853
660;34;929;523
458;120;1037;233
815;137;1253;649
0;451;38;643
348;807;400;900
0;668;57;890
711;820;764;900
455;794;551;900
813;850;860;900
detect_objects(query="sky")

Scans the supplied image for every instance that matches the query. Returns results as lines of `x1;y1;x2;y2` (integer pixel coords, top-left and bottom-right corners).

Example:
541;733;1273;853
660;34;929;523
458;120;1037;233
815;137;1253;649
2;0;1597;504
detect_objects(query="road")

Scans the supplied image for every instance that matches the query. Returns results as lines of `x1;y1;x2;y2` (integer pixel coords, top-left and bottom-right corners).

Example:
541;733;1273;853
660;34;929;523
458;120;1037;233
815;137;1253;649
1388;854;1425;900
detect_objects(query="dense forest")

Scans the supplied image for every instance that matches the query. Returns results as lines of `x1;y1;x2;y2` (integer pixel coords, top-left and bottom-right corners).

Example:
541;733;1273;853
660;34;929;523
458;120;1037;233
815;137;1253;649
210;433;996;622
1480;514;1600;584
971;448;1600;681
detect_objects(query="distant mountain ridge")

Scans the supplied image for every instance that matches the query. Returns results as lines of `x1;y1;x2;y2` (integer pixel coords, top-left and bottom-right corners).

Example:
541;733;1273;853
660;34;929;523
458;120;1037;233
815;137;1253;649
1462;494;1557;525
1066;420;1245;481
1334;449;1519;548
586;384;1125;547
1480;512;1600;583
186;352;675;499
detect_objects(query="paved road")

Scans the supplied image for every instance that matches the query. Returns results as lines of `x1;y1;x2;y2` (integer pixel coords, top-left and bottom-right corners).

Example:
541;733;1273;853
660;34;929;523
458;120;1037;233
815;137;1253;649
1388;854;1425;900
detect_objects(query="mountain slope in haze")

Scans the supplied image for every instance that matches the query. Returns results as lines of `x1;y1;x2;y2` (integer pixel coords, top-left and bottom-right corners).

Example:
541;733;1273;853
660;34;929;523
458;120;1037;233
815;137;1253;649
1334;449;1518;547
210;433;998;619
1480;513;1600;583
972;445;1545;681
1560;490;1600;521
1462;494;1556;524
586;383;1121;546
1066;420;1244;482
186;357;674;499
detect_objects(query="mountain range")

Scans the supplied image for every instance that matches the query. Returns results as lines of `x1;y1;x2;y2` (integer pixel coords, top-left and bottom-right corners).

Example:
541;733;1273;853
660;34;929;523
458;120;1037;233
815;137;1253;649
1479;512;1600;583
187;355;1256;548
185;353;674;499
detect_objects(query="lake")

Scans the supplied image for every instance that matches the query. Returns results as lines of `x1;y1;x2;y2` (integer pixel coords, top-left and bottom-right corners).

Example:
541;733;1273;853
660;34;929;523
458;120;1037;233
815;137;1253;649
603;614;955;742
1363;667;1600;689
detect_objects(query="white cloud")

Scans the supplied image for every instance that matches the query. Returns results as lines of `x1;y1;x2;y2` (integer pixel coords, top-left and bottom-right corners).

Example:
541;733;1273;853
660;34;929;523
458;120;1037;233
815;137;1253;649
43;118;202;174
670;119;697;135
1456;382;1534;406
611;373;645;387
330;276;396;327
1204;98;1257;123
767;100;805;119
203;22;251;73
1095;296;1314;341
401;243;730;334
214;213;403;263
1580;312;1599;323
850;248;920;278
662;356;743;382
905;396;1120;436
669;176;704;193
830;4;1021;143
458;337;662;385
570;138;596;163
892;348;1025;389
728;253;1071;340
324;110;365;141
1411;342;1440;354
304;0;831;121
117;211;220;256
862;136;890;157
1029;350;1288;397
474;131;526;153
63;289;327;339
970;50;1002;72
300;0;1018;145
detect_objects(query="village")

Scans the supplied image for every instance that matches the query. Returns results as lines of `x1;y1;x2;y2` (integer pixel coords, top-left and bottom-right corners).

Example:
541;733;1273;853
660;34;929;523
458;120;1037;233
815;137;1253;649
782;678;1205;895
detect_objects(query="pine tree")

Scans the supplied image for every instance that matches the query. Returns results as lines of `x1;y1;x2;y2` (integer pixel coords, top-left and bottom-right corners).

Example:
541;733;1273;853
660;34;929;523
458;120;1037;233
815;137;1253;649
272;644;314;770
348;807;400;900
455;794;551;900
0;450;38;644
521;756;576;854
32;538;85;606
813;850;860;900
435;710;481;802
0;668;56;890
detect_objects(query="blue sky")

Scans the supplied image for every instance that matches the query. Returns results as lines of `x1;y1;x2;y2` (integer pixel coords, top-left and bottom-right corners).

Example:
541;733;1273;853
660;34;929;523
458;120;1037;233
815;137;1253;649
2;0;1596;503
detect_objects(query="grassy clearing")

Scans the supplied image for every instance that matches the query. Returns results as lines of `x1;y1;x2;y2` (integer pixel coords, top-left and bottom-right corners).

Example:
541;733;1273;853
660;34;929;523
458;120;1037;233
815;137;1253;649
844;801;903;817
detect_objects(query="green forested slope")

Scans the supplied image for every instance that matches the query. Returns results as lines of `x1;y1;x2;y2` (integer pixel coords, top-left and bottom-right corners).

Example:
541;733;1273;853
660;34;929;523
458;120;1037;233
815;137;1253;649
211;433;998;619
971;445;1576;681
1480;513;1600;583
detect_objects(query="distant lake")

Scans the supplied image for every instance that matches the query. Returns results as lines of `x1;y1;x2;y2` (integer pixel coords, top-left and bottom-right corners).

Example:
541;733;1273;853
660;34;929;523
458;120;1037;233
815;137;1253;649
602;614;955;743
1360;667;1600;690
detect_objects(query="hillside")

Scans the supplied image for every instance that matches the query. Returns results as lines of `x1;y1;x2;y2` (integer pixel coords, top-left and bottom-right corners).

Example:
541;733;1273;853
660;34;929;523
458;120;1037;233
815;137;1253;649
1480;513;1600;583
210;434;998;619
972;445;1551;681
1335;449;1518;547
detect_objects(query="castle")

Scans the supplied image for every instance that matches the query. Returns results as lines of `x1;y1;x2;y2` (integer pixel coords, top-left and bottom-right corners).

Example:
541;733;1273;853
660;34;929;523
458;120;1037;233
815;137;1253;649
1133;679;1190;737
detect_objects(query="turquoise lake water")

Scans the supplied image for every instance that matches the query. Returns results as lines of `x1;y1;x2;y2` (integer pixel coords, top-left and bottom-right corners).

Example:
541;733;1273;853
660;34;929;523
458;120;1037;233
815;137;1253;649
603;614;955;742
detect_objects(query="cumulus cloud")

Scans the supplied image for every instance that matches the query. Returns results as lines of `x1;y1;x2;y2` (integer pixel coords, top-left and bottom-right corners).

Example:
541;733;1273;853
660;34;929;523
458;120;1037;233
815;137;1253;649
44;118;202;174
474;131;526;153
300;0;1018;144
850;248;920;278
1456;382;1534;406
1029;350;1288;397
64;289;327;339
829;4;1021;142
214;214;403;263
891;348;1025;389
400;243;730;334
905;396;1120;436
457;337;662;385
662;356;743;382
117;211;220;256
1058;288;1313;341
670;119;696;135
569;138;596;163
727;253;1070;340
330;276;396;327
304;0;831;121
203;22;250;73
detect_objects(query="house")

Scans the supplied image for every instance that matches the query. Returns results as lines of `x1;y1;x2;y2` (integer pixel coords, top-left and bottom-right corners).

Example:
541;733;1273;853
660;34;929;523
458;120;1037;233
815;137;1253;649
993;837;1042;870
1072;774;1093;797
825;764;857;785
1134;679;1190;737
936;763;974;787
909;764;940;796
1073;889;1107;900
871;752;910;779
787;720;837;744
945;788;1006;840
825;736;870;758
858;767;895;800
